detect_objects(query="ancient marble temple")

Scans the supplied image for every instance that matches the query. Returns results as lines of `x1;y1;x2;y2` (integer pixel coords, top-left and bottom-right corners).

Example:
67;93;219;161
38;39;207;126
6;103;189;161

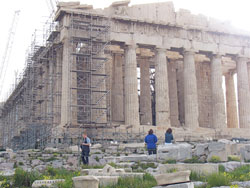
1;1;250;148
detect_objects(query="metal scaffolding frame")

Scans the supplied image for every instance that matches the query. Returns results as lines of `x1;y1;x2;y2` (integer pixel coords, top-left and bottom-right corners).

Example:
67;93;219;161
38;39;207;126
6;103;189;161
0;13;61;150
61;12;112;143
0;7;150;150
0;9;113;149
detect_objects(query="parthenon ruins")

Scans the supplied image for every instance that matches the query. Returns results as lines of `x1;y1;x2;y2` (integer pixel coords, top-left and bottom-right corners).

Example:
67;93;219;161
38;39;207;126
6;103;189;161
1;1;250;149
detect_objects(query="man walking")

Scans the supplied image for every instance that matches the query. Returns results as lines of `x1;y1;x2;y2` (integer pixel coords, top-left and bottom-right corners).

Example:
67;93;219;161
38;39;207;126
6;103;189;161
80;132;91;165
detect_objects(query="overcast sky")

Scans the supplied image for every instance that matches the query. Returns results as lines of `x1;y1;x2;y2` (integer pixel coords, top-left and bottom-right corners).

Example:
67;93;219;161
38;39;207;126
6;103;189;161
0;0;250;101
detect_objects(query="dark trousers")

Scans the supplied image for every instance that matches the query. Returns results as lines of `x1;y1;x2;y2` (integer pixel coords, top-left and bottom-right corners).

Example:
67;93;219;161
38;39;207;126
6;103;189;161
148;149;157;155
81;150;90;165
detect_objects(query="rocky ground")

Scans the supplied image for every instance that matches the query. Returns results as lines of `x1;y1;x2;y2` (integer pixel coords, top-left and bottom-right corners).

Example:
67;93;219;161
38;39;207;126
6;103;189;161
1;139;250;187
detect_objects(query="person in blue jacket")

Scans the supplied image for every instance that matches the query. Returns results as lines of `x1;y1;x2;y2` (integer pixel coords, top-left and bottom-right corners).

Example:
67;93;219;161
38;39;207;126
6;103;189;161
165;128;174;145
144;129;158;155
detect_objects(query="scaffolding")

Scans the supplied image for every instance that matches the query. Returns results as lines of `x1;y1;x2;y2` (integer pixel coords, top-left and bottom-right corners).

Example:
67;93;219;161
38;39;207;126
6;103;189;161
0;8;114;149
61;12;111;143
0;4;159;151
0;13;61;150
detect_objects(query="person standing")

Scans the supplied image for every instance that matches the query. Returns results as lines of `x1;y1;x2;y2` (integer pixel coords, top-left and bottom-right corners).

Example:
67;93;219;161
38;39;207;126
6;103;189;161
80;132;91;165
165;128;174;145
145;129;158;155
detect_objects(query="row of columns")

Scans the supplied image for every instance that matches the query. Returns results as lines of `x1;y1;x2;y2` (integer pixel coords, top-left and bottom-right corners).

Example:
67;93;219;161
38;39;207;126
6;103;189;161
113;44;250;129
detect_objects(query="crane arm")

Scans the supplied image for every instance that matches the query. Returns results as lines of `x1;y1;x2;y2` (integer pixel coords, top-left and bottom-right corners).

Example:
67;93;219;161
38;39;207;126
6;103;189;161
0;10;21;99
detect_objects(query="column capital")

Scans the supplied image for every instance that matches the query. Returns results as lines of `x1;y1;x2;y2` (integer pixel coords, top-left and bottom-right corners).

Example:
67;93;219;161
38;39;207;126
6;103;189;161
210;53;222;59
236;56;249;63
155;47;167;54
125;44;137;51
209;54;222;63
183;50;195;56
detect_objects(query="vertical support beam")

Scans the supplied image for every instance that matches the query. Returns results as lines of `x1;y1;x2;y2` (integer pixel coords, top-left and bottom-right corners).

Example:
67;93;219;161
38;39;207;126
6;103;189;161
105;54;113;123
60;39;70;127
111;53;124;122
168;60;180;127
155;48;170;126
124;45;140;126
211;54;226;129
44;62;49;124
139;58;152;125
248;63;250;92
48;56;54;125
54;47;62;126
183;51;199;129
92;52;107;125
225;72;238;128
60;15;71;128
176;60;185;125
237;57;250;128
71;49;78;126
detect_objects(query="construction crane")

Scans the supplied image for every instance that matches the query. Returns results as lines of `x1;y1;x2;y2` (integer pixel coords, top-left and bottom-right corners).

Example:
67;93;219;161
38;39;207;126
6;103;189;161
0;10;21;100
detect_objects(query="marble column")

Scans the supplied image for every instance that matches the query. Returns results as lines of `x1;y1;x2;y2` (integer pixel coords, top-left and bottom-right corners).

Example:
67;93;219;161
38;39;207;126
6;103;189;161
248;63;250;92
183;51;199;129
60;15;71;127
155;48;170;126
225;72;238;128
168;60;180;127
124;45;140;126
111;53;124;122
237;57;250;128
211;55;226;129
139;58;152;125
176;60;185;125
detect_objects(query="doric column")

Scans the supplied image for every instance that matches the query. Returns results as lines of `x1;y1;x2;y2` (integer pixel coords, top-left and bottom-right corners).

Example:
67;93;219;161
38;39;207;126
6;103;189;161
60;15;71;127
225;72;238;128
155;48;170;126
176;60;185;125
139;58;152;125
248;63;250;91
111;53;124;122
211;54;226;129
183;50;199;129
60;38;71;127
168;60;180;127
237;57;250;128
124;45;140;126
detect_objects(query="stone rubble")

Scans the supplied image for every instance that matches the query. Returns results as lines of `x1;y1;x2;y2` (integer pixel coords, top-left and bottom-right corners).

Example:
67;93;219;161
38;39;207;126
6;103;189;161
32;179;65;188
153;182;194;188
73;176;99;188
0;140;250;187
154;170;191;186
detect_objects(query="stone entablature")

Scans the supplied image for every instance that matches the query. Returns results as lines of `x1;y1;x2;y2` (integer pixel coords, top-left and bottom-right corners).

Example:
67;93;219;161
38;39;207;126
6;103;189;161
56;1;250;56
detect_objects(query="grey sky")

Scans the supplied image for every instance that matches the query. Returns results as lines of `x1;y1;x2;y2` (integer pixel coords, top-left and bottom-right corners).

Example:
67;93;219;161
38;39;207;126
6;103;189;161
0;0;249;101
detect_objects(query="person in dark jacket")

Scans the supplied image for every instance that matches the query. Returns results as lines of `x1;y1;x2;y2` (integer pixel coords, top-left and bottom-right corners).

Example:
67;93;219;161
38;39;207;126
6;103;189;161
165;128;174;145
80;132;91;165
145;129;158;155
